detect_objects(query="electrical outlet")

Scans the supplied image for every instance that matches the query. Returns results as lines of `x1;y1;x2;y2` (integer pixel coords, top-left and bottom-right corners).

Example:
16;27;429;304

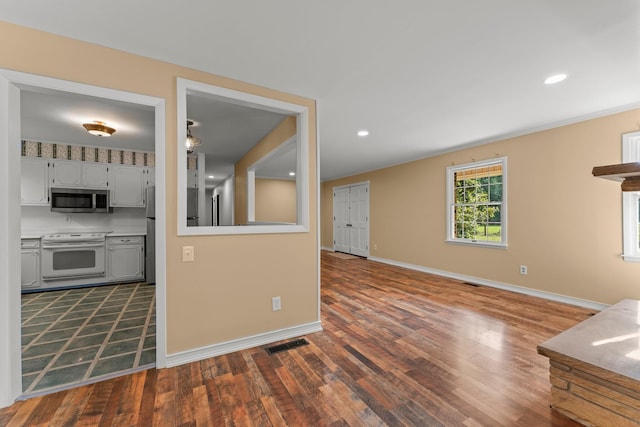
373;243;377;250
520;265;528;275
182;246;195;262
272;296;281;311
65;215;72;223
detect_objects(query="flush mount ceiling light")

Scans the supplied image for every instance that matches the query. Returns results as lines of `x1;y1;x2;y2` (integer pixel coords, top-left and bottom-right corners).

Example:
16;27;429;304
357;129;369;137
544;73;568;85
82;120;116;137
289;171;296;176
185;119;202;153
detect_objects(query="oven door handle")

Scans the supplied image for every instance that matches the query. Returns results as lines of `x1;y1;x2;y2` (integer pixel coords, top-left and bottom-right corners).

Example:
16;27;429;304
42;243;105;249
42;272;105;281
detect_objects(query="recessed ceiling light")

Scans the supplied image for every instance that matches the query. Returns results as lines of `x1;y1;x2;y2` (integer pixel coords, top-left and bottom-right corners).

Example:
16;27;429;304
357;129;369;137
544;73;568;85
289;171;296;176
208;175;214;179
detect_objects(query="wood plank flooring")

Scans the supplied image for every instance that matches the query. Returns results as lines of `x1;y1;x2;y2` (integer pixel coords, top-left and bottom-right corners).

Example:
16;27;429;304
0;251;592;426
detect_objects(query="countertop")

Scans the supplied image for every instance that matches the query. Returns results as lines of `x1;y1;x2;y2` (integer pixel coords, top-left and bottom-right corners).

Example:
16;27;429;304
538;299;640;382
21;229;146;239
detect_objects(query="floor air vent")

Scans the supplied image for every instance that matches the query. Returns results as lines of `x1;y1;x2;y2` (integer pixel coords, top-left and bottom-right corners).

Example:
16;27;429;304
463;282;481;287
266;338;309;355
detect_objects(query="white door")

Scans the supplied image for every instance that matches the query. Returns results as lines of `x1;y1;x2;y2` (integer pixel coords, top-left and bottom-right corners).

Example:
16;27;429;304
349;184;369;257
333;187;350;253
333;183;369;256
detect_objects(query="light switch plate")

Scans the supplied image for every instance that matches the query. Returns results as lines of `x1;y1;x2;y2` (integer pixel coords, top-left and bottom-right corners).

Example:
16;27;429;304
182;246;195;262
272;296;281;311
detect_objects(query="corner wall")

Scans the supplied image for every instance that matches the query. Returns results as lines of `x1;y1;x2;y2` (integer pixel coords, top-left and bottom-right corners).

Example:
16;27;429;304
322;109;640;305
1;22;318;356
235;116;296;224
255;179;296;223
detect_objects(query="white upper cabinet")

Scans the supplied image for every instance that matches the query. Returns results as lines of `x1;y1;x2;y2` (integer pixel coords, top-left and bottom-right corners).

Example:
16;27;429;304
82;163;110;188
22;157;150;207
49;160;82;187
110;164;146;207
187;169;198;188
49;159;109;189
21;157;50;206
146;167;155;187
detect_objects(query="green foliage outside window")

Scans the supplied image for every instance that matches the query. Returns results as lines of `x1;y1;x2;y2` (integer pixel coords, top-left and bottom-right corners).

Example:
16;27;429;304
454;172;503;242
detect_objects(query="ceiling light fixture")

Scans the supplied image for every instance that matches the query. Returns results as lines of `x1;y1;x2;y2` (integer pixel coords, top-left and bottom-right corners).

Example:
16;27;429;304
544;73;568;85
289;171;296;176
82;120;116;137
186;120;202;153
357;129;369;137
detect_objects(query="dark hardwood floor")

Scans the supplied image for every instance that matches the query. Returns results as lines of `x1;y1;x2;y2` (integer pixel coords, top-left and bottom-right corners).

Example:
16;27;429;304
1;251;591;426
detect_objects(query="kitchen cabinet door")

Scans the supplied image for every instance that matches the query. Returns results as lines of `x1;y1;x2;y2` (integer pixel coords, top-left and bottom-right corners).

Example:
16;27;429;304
21;239;41;290
146;167;155;187
21;157;50;206
110;165;146;207
107;236;144;282
187;169;198;188
82;163;109;188
50;160;83;187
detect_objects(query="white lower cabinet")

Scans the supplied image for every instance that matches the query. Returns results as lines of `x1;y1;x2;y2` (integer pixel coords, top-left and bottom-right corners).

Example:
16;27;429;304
107;236;145;282
21;239;41;290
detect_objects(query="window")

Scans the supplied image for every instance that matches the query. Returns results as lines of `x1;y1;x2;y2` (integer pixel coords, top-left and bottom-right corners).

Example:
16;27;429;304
446;157;507;247
622;131;640;262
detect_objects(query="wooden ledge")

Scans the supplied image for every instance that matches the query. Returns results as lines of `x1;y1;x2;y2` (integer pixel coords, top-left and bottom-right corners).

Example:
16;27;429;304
538;299;640;426
593;162;640;191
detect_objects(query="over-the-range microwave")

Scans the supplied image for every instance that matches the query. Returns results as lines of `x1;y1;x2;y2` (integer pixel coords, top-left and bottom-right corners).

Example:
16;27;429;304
50;188;111;213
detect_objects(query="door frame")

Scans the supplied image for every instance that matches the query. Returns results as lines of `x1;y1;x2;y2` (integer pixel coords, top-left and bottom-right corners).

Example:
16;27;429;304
332;181;370;257
0;69;167;407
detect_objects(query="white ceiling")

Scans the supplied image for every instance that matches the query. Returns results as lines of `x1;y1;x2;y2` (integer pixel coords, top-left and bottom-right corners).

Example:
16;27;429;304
20;87;155;149
4;1;640;181
20;86;293;188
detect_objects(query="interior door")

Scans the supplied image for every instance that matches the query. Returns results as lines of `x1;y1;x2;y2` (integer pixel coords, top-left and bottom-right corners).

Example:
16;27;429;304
333;183;369;256
333;187;350;253
349;184;369;257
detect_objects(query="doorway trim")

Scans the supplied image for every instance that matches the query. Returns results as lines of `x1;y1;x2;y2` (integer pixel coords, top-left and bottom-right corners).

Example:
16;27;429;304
0;69;167;408
332;181;370;257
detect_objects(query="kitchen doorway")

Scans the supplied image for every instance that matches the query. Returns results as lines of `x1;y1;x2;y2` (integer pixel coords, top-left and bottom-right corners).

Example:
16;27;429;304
0;69;167;404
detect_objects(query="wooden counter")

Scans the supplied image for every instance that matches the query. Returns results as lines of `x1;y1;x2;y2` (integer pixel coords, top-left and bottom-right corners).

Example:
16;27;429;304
537;299;640;426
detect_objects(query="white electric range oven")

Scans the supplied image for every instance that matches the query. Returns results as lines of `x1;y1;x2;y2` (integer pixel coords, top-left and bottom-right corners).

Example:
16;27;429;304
41;232;107;281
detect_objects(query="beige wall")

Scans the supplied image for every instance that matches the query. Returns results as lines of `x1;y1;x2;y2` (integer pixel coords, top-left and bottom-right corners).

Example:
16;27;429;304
234;116;296;224
322;109;640;306
255;178;297;223
1;22;318;354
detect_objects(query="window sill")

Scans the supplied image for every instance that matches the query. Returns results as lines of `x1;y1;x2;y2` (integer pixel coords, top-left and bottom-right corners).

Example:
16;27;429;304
622;254;640;263
446;239;507;249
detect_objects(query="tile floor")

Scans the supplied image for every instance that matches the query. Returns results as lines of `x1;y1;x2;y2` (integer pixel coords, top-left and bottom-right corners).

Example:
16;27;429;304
21;282;155;396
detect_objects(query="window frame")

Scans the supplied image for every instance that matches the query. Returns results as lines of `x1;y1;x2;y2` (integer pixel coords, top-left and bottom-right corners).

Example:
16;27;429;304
446;157;507;248
622;131;640;262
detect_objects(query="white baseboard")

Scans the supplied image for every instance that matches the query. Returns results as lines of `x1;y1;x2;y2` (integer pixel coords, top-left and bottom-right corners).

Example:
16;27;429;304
166;321;323;368
321;246;333;252
367;256;608;311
